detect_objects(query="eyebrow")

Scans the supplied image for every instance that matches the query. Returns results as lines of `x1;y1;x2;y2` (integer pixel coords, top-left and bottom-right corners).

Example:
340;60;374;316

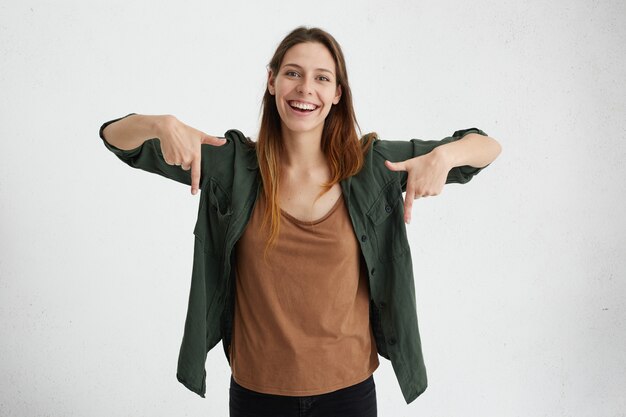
282;63;335;76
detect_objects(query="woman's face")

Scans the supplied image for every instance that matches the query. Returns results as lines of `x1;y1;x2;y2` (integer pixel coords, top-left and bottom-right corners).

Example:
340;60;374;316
268;42;342;136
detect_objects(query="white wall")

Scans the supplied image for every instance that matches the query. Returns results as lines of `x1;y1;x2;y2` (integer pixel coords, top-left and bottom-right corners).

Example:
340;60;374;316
1;0;624;416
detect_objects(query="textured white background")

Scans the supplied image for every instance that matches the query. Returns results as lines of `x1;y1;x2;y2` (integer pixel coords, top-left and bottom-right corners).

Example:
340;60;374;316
1;0;625;416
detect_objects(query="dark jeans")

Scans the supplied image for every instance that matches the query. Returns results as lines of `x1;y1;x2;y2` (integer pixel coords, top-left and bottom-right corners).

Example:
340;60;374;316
229;374;377;417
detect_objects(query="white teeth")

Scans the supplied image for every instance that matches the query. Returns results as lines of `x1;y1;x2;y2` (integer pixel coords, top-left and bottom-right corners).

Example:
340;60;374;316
289;101;317;110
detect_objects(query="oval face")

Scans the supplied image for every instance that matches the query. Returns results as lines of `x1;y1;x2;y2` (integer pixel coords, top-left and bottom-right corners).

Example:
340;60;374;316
269;42;342;137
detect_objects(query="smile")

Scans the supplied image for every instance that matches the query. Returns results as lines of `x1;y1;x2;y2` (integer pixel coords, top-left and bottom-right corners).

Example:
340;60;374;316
287;100;319;113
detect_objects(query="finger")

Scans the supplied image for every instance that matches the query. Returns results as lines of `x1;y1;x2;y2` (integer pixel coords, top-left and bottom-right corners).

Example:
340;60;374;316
404;188;415;224
201;133;227;146
384;160;406;171
162;153;174;166
191;157;201;195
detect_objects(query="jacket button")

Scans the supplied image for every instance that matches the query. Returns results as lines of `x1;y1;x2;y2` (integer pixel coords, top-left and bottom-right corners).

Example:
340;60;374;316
360;234;368;242
385;204;392;213
370;268;376;275
388;338;397;345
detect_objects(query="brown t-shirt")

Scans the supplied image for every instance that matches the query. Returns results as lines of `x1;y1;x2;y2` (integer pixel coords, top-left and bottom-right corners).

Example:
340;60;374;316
229;190;379;396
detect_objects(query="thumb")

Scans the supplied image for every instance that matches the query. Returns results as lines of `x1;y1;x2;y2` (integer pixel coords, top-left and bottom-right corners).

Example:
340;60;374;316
201;133;227;146
385;160;406;171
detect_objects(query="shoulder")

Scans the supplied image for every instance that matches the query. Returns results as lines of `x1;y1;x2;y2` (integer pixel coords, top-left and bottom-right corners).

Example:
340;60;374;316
221;129;258;172
359;132;381;158
208;128;257;167
352;132;401;184
223;129;256;150
358;132;406;164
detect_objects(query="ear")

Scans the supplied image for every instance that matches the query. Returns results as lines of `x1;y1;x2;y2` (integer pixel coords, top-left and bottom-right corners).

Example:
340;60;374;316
333;84;342;105
267;69;275;95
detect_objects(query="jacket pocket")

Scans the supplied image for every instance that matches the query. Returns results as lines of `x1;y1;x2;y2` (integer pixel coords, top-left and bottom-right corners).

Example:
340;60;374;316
366;180;410;262
193;177;233;257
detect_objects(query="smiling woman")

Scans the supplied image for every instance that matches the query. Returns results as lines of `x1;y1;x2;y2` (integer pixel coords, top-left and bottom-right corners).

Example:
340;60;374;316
98;25;500;417
270;45;340;124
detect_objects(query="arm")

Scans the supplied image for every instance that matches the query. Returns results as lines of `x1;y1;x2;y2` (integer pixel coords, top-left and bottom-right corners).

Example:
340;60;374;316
374;127;494;189
380;128;502;224
101;113;162;151
99;113;228;194
430;132;502;172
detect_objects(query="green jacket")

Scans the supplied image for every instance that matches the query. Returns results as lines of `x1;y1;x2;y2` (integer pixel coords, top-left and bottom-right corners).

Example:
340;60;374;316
99;113;490;404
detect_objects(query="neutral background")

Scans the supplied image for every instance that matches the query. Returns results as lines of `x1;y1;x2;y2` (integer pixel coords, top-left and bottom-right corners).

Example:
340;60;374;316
1;0;624;416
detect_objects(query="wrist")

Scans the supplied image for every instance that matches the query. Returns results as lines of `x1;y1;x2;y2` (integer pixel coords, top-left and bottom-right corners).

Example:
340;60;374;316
151;114;176;138
431;144;456;170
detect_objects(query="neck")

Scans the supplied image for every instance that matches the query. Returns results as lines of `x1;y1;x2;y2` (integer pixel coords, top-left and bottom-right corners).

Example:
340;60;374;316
280;123;327;173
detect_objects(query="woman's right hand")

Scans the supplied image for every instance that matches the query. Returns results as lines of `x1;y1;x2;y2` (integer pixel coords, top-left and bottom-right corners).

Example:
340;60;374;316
155;115;227;195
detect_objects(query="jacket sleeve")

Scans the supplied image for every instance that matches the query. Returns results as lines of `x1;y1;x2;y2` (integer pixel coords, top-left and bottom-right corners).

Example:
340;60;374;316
372;127;491;192
99;113;233;189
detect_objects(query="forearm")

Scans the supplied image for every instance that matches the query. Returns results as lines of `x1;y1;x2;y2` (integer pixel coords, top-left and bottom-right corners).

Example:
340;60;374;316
101;113;169;151
433;133;502;169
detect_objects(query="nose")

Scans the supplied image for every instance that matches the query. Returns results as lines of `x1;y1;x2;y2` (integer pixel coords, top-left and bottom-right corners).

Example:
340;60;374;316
296;75;314;95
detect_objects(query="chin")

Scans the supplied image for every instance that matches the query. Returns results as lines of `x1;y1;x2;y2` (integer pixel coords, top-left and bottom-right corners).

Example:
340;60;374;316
283;124;321;135
280;115;330;135
278;118;320;135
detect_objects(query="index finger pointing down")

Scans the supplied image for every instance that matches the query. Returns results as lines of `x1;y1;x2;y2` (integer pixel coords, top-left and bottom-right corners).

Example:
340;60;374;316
191;156;201;195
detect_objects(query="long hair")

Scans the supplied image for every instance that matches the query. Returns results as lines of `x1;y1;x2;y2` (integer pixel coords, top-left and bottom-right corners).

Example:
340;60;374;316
256;26;375;258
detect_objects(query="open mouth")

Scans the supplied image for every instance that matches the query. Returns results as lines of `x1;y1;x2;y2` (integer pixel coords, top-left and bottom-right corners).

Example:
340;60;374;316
288;100;319;114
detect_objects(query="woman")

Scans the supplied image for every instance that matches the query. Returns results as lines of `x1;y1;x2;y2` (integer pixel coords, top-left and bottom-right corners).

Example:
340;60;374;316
100;26;501;417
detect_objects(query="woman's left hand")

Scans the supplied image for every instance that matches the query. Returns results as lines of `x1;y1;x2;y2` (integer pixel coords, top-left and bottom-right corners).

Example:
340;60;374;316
384;150;450;224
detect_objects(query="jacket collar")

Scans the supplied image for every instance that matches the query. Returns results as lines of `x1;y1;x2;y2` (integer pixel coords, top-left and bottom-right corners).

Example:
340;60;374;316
226;128;354;199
